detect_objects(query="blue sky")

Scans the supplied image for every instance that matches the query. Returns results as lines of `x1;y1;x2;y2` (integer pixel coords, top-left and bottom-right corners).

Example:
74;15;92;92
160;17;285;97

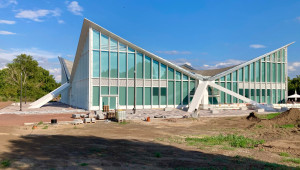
0;0;300;81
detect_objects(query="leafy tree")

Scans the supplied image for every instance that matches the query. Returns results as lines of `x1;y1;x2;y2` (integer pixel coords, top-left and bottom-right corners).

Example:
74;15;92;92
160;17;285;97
0;54;60;101
288;75;300;95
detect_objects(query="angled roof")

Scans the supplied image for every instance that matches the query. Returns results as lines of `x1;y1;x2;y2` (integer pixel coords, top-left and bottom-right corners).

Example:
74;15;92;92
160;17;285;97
58;57;73;81
70;18;204;82
181;64;236;77
208;42;294;81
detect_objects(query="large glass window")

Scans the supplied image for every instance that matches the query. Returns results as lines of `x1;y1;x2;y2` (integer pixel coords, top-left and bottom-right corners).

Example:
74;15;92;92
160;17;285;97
128;53;135;78
101;51;109;77
161;87;167;105
93;30;100;49
220;82;225;104
119;52;127;78
100;34;109;50
119;87;126;105
239;68;243;81
267;89;271;104
92;86;100;106
145;56;151;79
256;89;260;103
128;87;134;105
232;71;237;81
176;81;181;105
93;51;100;77
110;86;118;95
282;49;285;62
245;66;249;82
153;60;159;79
251;89;255;101
272;63;276;82
176;71;182;80
262;89;266;103
250;63;255;82
137;87;143;105
136;53;143;79
190;81;195;95
110;52;118;78
119;43;126;51
272;89;276;104
256;61;260;82
168;68;174;80
153;87;159;105
168;81;174;105
226;74;231;81
267;62;271;82
183;81;188;105
128;47;135;53
226;82;231;103
160;64;167;79
277;63;281;82
101;86;109;95
110;38;117;51
145;87;151;105
262;62;265;82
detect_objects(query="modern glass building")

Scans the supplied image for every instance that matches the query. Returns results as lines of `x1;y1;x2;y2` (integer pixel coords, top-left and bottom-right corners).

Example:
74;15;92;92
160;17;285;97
57;18;292;112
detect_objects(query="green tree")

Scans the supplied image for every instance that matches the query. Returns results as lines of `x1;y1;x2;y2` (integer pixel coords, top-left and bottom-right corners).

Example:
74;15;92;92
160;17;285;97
0;54;60;101
288;75;300;95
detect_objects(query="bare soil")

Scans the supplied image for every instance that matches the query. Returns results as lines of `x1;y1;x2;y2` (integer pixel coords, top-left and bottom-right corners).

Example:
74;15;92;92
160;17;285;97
0;111;299;169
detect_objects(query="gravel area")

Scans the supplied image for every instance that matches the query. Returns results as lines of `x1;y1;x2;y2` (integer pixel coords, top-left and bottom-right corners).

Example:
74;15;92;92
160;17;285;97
0;102;87;114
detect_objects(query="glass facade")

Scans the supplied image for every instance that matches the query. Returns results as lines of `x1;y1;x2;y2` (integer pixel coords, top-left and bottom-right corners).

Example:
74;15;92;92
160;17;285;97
91;29;287;110
91;29;197;109
213;48;287;105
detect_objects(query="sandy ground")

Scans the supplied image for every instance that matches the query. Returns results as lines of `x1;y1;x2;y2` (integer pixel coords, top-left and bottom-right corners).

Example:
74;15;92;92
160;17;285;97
0;112;299;169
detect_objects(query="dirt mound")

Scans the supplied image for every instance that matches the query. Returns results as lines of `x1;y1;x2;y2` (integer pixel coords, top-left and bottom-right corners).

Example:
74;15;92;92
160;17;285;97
246;112;261;122
270;108;300;126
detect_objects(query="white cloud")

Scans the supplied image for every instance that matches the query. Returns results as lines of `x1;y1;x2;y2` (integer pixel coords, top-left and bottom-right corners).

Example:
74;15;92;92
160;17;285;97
15;8;61;22
169;58;192;66
0;48;62;82
0;30;16;35
48;68;61;82
156;50;191;55
249;44;266;49
67;1;83;15
58;19;64;24
0;19;16;24
0;0;17;8
288;62;300;78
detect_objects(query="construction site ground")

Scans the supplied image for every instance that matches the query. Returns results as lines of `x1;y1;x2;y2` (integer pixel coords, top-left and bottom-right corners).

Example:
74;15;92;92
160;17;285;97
0;102;299;169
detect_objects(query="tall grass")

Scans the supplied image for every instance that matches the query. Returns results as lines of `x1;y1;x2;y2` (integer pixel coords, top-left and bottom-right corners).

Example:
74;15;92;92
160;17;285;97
186;134;264;148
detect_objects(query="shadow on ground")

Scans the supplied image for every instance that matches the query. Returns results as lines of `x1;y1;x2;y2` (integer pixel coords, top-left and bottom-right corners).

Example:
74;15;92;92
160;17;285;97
0;135;295;169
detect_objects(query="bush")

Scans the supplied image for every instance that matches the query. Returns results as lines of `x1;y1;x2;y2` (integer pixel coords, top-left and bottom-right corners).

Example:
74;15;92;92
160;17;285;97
0;160;11;168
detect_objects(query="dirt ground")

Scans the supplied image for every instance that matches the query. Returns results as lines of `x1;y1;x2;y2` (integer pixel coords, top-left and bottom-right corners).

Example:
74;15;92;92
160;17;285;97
0;111;299;170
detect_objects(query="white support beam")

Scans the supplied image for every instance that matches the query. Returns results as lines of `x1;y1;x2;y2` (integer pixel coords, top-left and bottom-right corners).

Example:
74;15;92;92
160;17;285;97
187;81;209;112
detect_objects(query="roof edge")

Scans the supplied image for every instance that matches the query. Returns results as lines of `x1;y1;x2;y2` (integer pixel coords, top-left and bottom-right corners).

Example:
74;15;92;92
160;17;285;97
208;42;295;81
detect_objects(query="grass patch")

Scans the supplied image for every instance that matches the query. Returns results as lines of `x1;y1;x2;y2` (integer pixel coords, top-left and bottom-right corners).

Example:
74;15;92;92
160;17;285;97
256;125;264;128
0;160;11;168
258;112;281;119
119;121;129;125
37;121;43;125
279;152;290;157
154;152;161;158
79;163;88;166
185;134;264;148
279;124;294;129
42;125;48;129
221;146;235;151
282;158;300;164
